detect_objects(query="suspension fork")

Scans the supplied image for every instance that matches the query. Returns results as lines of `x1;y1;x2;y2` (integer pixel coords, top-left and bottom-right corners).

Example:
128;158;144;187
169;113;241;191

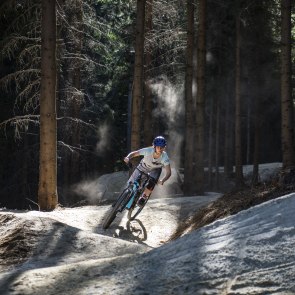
125;181;140;209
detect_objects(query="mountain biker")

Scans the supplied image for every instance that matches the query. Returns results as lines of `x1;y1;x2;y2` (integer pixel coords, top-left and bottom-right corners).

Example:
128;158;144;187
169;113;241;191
124;136;172;207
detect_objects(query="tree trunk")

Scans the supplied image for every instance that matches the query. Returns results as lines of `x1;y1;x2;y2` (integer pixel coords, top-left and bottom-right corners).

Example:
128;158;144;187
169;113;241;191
21;131;29;208
194;0;206;194
131;0;146;150
252;95;260;184
252;4;265;185
208;95;214;188
234;3;244;187
69;0;83;184
246;83;251;165
183;0;195;195
215;98;220;189
38;0;58;210
224;83;234;178
281;0;294;169
143;0;153;146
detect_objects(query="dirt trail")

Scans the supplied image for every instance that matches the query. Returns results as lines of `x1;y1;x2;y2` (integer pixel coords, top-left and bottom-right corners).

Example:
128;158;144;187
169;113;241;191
1;192;295;295
0;194;221;293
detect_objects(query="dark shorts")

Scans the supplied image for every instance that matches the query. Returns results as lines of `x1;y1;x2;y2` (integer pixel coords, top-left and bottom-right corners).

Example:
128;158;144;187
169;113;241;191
128;167;162;190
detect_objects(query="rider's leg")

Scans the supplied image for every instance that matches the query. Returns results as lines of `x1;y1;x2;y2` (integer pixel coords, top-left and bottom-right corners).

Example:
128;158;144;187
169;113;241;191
126;167;141;189
137;168;162;206
143;188;152;197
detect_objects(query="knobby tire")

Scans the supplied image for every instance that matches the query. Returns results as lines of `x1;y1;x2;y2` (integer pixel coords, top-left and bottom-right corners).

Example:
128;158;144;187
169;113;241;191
127;200;146;221
103;189;131;229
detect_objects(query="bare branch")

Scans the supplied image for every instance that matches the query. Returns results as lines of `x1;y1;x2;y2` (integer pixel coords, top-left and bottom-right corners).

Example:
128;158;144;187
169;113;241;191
57;141;75;153
26;198;40;211
57;116;97;130
16;79;40;102
0;115;40;139
0;69;40;91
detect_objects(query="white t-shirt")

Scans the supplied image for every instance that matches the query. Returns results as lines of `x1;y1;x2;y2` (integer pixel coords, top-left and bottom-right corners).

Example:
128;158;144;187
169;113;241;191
138;147;170;172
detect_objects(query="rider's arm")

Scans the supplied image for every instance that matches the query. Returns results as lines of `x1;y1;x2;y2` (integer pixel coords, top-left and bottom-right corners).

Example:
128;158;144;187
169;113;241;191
159;164;171;185
124;150;141;163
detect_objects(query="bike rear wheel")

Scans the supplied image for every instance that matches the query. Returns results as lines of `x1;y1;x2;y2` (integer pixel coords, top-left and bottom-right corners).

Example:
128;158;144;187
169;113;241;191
103;189;131;229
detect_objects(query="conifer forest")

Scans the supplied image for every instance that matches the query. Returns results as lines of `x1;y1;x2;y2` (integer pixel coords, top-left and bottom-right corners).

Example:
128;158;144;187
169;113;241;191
0;0;294;210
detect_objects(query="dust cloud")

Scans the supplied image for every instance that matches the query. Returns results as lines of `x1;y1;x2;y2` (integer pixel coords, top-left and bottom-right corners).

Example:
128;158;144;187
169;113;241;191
149;75;184;168
96;122;110;154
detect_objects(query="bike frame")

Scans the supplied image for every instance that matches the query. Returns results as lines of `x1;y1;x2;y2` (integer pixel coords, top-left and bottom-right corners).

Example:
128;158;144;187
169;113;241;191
103;167;153;229
125;169;150;210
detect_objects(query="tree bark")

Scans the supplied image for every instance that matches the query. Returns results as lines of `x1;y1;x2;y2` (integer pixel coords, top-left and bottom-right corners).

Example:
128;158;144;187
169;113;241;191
280;0;294;169
215;98;220;189
252;4;265;185
224;82;234;178
252;95;260;184
21;131;29;208
131;0;146;150
38;0;58;210
143;0;153;146
208;95;214;188
234;3;244;187
195;0;206;194
183;0;195;195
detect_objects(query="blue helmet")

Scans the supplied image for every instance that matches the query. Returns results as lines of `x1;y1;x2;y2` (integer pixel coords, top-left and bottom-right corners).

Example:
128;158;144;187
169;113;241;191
153;136;167;147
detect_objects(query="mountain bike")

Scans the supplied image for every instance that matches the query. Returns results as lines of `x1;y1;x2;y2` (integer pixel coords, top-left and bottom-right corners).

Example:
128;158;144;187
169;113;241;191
102;166;152;230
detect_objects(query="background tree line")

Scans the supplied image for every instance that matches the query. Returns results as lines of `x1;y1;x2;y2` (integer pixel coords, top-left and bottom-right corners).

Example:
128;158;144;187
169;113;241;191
0;0;294;209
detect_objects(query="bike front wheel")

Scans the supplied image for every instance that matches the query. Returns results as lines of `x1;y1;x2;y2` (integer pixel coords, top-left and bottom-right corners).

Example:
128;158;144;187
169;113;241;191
127;198;147;221
103;189;131;229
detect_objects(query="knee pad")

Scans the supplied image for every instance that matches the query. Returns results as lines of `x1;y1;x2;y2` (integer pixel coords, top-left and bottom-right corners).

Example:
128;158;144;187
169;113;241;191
146;178;157;190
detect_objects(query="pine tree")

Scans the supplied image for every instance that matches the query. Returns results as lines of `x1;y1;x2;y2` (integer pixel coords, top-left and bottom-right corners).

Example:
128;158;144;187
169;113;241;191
280;0;294;169
38;0;58;210
183;0;195;195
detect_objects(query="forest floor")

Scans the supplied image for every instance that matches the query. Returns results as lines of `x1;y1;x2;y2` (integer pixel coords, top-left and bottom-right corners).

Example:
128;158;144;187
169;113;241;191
0;167;294;294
